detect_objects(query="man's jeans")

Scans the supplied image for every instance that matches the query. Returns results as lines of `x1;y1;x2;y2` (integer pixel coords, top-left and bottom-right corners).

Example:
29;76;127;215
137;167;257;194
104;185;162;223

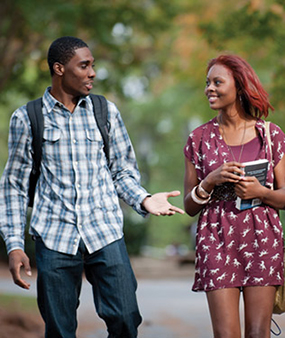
35;236;142;338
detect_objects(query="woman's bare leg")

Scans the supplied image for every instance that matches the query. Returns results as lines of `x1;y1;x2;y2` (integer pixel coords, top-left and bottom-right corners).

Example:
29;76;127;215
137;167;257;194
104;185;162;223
206;288;241;338
243;286;276;338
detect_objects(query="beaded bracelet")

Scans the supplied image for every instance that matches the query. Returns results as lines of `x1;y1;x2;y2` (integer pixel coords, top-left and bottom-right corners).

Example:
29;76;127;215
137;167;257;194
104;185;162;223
190;186;210;205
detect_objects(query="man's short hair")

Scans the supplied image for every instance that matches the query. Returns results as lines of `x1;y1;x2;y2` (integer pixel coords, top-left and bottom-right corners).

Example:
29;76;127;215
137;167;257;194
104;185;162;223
47;36;88;76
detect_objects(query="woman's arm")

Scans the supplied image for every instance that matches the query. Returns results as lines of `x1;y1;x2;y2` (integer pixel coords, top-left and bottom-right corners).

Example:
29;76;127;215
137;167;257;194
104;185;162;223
184;158;245;217
183;158;201;217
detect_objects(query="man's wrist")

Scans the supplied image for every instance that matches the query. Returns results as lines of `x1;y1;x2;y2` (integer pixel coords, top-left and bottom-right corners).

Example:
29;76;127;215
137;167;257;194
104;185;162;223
141;194;152;211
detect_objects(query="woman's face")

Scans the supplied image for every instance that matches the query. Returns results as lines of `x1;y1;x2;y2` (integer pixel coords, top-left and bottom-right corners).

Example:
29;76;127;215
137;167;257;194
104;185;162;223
205;64;238;112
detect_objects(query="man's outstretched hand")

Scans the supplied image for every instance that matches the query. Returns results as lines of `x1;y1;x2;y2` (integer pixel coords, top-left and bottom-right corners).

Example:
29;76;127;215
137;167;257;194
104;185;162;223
142;190;185;216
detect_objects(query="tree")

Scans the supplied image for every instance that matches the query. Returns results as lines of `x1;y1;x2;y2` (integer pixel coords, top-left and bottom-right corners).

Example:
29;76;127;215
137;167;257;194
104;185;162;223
0;0;181;98
0;0;186;254
1;0;285;253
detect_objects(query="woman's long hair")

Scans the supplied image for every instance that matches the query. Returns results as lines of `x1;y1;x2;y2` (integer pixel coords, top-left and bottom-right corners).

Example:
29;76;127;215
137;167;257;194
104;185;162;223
207;54;274;118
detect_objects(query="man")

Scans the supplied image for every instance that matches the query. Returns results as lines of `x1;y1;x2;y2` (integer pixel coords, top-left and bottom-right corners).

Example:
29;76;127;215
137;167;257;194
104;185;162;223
0;36;184;338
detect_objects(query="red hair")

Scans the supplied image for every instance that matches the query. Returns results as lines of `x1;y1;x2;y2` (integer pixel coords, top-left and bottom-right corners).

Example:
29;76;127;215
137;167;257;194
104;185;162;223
207;54;274;118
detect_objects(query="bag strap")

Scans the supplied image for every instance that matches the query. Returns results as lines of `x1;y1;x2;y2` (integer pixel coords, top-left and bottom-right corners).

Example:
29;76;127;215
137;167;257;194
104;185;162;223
265;121;275;192
265;121;272;162
26;94;110;207
89;94;110;164
26;98;44;207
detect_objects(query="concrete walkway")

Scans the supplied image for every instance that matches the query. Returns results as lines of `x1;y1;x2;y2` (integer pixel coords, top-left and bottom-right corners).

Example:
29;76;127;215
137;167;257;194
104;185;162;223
76;277;212;338
0;258;285;337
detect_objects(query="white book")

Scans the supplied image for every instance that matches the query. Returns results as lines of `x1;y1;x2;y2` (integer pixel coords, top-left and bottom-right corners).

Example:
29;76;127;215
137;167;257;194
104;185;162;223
235;159;269;210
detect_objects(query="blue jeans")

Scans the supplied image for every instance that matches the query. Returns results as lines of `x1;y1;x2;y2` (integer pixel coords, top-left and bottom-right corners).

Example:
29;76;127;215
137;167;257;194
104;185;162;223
35;237;142;338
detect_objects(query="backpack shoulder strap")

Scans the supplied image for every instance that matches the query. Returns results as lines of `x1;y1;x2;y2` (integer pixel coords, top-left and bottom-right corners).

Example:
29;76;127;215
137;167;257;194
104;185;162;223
26;98;44;207
89;94;110;165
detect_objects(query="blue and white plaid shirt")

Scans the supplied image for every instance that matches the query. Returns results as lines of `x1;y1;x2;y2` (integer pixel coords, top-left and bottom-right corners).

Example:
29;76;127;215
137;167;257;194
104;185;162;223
0;88;149;255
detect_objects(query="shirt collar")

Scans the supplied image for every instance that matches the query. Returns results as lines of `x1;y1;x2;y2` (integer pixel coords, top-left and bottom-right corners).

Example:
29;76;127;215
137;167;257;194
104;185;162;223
42;87;91;113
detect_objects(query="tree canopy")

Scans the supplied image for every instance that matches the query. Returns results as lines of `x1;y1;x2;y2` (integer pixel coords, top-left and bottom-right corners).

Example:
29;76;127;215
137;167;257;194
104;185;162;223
1;0;285;253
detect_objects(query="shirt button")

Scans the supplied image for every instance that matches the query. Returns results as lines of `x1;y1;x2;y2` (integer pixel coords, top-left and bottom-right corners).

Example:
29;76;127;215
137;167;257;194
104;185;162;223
77;184;81;189
73;139;77;144
79;224;82;229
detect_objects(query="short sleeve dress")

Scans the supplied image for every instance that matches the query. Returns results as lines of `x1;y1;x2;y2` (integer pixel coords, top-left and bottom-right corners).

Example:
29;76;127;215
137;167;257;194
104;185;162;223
184;117;285;292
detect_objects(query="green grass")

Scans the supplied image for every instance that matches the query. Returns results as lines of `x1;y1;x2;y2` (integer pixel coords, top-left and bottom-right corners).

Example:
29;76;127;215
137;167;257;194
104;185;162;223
0;293;38;313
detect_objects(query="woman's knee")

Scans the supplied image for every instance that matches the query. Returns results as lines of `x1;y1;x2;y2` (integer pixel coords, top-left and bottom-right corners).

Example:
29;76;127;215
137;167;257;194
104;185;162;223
245;325;269;338
212;326;241;338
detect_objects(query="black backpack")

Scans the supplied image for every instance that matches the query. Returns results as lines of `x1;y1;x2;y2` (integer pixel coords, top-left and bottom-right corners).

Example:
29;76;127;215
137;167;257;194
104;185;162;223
26;94;109;207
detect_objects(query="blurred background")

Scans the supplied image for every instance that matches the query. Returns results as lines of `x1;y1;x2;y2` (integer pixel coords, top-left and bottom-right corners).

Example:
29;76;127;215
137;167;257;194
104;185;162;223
1;0;285;263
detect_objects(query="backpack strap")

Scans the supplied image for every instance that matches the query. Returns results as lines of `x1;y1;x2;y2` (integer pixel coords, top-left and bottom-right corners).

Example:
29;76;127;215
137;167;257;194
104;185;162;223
26;98;44;207
89;94;110;164
26;94;109;207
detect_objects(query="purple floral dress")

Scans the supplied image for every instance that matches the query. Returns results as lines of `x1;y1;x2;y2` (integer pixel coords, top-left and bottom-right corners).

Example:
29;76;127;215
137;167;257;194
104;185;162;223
184;117;285;292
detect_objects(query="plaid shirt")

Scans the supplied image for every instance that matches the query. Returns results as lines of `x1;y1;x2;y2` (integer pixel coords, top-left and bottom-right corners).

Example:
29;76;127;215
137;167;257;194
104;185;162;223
0;88;149;255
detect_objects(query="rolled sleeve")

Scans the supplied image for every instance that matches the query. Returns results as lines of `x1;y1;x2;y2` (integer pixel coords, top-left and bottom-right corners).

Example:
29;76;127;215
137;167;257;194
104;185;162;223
0;107;32;254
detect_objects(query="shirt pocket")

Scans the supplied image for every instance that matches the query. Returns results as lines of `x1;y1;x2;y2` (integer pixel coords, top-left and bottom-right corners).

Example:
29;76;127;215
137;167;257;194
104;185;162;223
85;128;103;143
43;127;61;143
85;128;104;159
42;127;62;164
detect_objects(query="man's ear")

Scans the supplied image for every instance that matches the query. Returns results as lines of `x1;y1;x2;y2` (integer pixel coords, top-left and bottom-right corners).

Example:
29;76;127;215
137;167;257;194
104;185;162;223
53;62;64;76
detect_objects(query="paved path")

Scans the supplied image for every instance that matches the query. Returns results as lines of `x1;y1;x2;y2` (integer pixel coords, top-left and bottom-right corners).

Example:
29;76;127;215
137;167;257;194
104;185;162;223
77;277;212;338
1;259;285;337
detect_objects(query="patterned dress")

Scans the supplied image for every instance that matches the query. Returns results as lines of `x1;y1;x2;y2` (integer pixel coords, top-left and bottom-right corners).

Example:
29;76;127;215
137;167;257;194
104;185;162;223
184;117;285;292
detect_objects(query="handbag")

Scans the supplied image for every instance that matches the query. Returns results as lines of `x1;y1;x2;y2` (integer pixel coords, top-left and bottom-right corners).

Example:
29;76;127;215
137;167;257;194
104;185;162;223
267;121;285;315
273;277;285;315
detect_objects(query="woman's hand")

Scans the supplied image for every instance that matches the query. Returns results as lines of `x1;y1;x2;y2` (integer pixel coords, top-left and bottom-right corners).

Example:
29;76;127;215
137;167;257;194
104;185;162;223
184;159;244;216
234;176;265;200
203;161;244;191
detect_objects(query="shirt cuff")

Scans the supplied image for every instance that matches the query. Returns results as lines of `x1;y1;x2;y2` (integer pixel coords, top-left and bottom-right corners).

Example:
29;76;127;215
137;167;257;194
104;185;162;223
5;236;25;254
135;192;152;217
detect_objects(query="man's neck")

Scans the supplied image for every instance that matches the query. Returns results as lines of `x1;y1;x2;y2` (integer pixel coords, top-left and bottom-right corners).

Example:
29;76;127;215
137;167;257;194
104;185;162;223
49;87;79;113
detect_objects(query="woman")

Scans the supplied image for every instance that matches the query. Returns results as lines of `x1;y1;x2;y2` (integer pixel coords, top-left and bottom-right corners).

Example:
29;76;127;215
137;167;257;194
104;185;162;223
184;54;285;338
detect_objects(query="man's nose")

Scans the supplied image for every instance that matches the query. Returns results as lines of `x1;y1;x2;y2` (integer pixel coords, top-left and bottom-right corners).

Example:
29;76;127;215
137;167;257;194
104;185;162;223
89;68;96;78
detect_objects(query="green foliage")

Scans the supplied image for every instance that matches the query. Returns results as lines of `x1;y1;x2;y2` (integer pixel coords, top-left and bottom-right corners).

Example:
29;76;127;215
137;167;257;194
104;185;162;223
200;6;280;47
1;0;285;257
0;0;181;99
